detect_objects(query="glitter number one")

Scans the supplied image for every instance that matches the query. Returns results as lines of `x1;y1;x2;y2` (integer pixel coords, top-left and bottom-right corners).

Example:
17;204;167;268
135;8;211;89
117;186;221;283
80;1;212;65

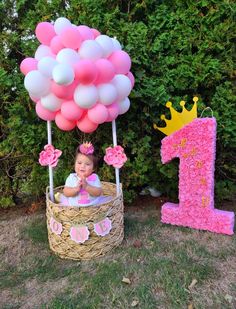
160;117;234;235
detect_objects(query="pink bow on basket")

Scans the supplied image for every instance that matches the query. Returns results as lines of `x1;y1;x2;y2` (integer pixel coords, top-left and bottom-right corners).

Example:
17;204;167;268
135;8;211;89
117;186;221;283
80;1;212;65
39;144;62;167
104;145;127;168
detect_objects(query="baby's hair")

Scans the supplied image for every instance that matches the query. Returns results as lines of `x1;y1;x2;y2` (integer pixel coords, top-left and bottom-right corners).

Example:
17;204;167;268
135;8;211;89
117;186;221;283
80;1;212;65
75;146;98;170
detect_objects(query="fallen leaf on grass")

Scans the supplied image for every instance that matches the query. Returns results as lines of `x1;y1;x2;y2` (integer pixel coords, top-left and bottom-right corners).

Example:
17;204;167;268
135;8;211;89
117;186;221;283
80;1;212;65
224;294;233;303
25;202;41;214
187;303;194;309
131;299;139;307
188;279;198;290
133;240;142;248
122;277;131;284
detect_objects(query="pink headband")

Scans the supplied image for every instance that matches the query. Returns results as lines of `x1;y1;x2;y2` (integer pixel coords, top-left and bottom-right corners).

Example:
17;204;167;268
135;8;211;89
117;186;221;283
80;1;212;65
79;142;94;155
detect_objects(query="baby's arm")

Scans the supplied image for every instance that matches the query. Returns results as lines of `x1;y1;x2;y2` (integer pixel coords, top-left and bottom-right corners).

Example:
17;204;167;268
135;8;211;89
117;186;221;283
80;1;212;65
63;182;81;197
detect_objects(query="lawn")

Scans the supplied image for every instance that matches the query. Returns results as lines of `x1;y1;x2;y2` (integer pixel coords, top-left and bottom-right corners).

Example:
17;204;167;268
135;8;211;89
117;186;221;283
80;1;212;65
0;197;235;309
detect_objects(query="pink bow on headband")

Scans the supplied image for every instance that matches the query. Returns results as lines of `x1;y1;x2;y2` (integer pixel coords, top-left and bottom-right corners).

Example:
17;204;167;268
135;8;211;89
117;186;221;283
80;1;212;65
79;142;94;155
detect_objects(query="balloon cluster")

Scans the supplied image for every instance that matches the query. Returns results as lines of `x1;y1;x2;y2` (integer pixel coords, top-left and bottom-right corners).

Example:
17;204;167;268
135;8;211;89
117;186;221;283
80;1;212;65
20;17;135;133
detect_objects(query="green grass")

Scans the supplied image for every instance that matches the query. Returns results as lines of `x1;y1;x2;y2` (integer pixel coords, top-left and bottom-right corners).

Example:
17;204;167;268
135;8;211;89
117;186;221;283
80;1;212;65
1;212;236;309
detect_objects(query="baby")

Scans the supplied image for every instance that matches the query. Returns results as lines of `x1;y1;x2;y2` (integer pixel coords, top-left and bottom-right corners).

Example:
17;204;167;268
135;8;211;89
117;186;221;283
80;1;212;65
59;142;104;207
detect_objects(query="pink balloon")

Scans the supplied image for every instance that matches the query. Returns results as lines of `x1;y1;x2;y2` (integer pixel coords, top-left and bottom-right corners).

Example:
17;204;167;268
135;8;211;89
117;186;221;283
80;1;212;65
87;103;108;124
106;102;119;122
55;112;76;131
36;101;57;121
91;28;101;38
35;22;56;45
74;60;97;84
77;114;98;133
95;59;115;84
30;95;39;103
60;27;82;49
50;36;65;54
77;25;94;41
51;80;78;100
20;58;38;75
109;50;131;74
61;100;84;121
126;71;135;88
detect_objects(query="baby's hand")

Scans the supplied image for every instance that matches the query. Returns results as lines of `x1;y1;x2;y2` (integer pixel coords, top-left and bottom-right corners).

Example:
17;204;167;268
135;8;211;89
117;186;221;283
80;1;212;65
80;177;88;190
75;179;82;192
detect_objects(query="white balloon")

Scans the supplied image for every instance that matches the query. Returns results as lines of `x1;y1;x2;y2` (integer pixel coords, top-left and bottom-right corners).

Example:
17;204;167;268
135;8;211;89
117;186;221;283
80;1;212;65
41;93;63;111
56;48;80;65
95;35;114;58
112;74;132;101
118;97;130;114
98;83;117;105
24;70;50;97
74;85;98;109
111;37;122;51
38;56;58;78
54;17;72;35
79;40;103;60
52;63;75;85
35;45;54;60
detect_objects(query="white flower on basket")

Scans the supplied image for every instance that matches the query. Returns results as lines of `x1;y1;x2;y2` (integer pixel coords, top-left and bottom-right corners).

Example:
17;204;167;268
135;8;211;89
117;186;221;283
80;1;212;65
50;217;63;235
70;226;90;244
94;217;112;236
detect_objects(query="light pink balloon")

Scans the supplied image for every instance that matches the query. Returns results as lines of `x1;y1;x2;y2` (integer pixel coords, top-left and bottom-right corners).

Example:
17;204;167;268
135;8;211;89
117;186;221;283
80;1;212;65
106;102;119;122
35;22;56;45
30;95;39;103
61;100;84;121
95;59;115;84
87;103;108;124
50;36;65;54
91;28;101;38
51;80;78;100
77;114;98;133
77;25;94;41
109;50;131;74
126;71;135;88
36;101;57;121
20;58;38;75
74;60;97;84
55;112;76;131
60;27;82;49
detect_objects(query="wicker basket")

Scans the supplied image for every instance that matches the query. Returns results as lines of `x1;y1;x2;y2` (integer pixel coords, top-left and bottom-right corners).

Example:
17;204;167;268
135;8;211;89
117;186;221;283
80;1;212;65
46;182;124;260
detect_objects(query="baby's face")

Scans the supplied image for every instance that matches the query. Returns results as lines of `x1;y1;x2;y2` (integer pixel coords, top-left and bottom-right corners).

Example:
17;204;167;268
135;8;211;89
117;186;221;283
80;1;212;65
75;153;94;178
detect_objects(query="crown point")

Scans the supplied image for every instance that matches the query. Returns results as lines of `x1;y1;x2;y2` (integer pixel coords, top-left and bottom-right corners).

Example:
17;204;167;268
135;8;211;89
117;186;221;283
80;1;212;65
166;101;172;108
160;115;166;120
180;100;186;107
193;96;198;103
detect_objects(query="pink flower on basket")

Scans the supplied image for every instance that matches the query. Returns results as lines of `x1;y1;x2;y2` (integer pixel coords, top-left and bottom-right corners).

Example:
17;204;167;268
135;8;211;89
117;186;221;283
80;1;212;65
50;217;63;235
94;217;112;236
70;226;90;244
39;144;62;167
104;145;127;168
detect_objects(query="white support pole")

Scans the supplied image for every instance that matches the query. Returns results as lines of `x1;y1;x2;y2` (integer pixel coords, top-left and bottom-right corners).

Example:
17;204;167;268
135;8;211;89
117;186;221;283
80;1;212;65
112;120;120;196
47;121;54;202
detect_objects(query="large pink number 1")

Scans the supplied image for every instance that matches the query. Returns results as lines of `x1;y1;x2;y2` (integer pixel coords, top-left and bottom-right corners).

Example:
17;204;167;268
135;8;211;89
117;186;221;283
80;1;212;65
160;117;234;235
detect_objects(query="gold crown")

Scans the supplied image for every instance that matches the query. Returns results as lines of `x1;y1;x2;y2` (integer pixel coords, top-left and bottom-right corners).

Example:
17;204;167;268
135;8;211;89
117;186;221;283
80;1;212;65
153;97;198;136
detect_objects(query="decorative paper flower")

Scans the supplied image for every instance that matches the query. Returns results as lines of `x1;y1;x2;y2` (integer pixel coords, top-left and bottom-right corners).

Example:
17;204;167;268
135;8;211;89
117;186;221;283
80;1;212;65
70;226;90;244
94;217;112;236
50;217;63;235
79;141;94;155
104;145;127;168
39;144;62;167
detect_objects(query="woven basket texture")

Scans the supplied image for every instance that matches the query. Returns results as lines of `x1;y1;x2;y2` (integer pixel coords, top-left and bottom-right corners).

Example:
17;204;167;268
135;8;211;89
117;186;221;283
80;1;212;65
46;182;124;260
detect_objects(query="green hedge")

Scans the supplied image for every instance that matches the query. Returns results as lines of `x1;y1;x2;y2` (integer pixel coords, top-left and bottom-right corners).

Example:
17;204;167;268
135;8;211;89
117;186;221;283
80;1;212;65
0;0;235;207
